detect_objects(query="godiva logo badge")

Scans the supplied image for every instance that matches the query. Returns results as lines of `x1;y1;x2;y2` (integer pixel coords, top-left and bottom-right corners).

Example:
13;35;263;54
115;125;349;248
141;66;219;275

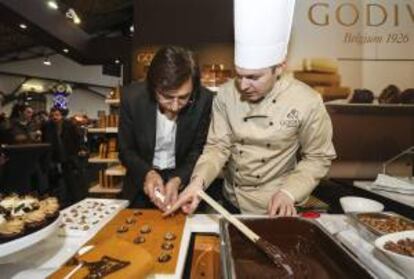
308;3;414;27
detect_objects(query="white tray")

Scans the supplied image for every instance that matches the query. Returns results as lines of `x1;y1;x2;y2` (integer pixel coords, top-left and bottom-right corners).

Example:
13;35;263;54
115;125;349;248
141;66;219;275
0;214;62;258
59;198;128;237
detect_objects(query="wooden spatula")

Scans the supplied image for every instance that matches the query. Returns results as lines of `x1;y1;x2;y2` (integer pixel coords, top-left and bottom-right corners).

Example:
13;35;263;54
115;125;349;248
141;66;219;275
198;190;294;276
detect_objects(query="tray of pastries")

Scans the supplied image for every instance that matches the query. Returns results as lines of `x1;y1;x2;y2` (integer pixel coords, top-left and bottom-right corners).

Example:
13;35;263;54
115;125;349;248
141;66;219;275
348;212;414;242
0;194;60;257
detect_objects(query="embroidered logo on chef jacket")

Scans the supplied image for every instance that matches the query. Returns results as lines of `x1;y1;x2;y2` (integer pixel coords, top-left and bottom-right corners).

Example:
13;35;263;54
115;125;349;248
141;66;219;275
280;108;300;128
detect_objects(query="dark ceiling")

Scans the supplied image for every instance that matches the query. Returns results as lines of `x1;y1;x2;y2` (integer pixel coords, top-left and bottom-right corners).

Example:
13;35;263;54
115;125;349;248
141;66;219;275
0;0;133;65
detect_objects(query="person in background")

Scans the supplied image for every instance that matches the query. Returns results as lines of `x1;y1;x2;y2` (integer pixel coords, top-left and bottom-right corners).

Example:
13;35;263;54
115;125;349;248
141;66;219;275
118;46;214;210
42;107;84;206
165;0;336;216
9;104;40;143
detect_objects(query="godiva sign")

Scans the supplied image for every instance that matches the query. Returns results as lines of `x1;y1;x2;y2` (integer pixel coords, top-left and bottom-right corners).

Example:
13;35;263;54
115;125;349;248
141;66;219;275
308;3;414;27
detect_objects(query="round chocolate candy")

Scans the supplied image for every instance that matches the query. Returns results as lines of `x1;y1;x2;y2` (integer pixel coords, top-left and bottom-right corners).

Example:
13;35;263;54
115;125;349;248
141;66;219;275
125;217;136;224
140;224;151;234
164;232;176;241
161;242;174;250
133;236;146;244
117;225;129;233
133;210;143;216
158;252;172;263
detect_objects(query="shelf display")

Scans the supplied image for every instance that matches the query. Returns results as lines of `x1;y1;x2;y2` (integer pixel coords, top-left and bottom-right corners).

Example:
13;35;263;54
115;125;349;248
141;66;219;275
87;85;124;195
200;64;233;88
294;58;351;101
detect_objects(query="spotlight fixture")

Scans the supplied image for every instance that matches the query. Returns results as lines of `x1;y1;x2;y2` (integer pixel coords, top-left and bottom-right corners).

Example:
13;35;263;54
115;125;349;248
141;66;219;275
47;1;58;10
43;56;52;66
19;23;27;29
114;59;120;64
129;25;134;33
63;48;69;53
66;8;81;24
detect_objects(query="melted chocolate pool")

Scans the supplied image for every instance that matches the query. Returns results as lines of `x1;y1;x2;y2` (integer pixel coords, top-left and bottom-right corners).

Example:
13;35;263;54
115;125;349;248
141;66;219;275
227;218;373;279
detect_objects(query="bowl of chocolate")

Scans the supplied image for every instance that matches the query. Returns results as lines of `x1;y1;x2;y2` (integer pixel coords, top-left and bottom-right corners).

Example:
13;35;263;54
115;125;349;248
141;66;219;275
374;230;414;277
220;217;374;279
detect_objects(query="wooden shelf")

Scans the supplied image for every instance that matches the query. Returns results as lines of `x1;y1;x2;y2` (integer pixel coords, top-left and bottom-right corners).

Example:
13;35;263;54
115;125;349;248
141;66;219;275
88;156;119;163
87;127;118;133
105;99;120;105
105;165;126;176
89;183;122;194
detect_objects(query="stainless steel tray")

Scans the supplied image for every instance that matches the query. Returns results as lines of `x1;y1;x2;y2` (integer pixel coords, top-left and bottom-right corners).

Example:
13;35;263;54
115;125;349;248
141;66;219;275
220;217;374;279
347;212;414;242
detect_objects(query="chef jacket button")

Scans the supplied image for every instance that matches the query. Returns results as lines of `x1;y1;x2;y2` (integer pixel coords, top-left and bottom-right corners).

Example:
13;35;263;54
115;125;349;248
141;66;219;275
272;99;276;104
269;122;274;126
266;143;271;148
254;185;259;188
240;150;243;155
236;168;239;172
256;175;260;179
261;158;266;163
240;139;244;145
243;118;248;122
234;183;239;188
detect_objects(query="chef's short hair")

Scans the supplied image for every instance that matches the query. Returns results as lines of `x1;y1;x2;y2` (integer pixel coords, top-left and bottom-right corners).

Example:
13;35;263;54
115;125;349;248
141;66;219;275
147;46;200;98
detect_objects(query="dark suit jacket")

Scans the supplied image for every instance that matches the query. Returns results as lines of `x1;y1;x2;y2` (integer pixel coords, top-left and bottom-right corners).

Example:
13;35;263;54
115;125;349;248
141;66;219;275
118;82;213;204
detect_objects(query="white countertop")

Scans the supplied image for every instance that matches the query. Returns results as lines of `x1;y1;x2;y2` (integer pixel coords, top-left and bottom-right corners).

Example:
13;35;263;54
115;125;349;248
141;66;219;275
353;180;414;208
0;200;408;279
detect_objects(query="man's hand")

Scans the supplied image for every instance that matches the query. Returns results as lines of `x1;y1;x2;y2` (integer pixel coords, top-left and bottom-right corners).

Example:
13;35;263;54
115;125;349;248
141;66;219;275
143;170;165;210
163;176;204;217
268;190;297;217
164;177;181;209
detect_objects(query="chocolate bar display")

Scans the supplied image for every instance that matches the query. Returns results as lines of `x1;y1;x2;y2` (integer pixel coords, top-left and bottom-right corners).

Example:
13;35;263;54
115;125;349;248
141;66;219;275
220;217;373;279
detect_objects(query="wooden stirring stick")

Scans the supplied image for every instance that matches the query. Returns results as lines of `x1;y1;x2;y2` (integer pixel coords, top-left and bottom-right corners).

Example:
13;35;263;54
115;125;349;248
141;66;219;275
197;190;294;276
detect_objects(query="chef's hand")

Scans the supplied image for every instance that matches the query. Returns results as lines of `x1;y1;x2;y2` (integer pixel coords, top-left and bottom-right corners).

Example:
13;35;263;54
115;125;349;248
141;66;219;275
268;190;297;217
143;170;165;210
164;177;181;209
163;176;204;217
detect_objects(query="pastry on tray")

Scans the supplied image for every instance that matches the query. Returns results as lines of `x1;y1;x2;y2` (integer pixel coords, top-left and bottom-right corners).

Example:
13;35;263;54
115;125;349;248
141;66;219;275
0;194;60;243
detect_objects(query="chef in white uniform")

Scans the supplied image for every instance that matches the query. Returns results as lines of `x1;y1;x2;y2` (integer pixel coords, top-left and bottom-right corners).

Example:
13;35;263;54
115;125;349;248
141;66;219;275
166;0;336;216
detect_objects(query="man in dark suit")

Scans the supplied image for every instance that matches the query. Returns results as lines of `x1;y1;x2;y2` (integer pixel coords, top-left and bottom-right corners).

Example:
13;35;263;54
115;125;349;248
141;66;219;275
42;107;85;206
119;46;213;209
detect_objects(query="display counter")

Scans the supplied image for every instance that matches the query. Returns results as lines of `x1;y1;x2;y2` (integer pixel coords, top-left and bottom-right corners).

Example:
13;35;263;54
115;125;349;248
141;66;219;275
0;193;413;278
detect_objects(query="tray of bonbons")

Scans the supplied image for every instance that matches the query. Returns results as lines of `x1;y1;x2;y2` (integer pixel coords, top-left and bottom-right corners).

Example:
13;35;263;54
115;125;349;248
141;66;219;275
0;193;60;257
59;198;128;237
347;212;414;242
348;212;414;242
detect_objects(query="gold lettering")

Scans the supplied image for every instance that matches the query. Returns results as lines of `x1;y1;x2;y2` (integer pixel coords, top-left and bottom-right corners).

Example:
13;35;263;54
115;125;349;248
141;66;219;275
367;4;387;26
407;4;414;23
308;3;329;26
336;3;359;27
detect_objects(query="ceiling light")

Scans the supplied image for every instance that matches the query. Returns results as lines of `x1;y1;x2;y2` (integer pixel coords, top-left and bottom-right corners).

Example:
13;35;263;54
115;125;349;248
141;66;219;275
129;25;134;33
114;59;120;64
63;48;69;53
22;83;44;92
43;56;52;66
19;23;27;29
47;1;58;10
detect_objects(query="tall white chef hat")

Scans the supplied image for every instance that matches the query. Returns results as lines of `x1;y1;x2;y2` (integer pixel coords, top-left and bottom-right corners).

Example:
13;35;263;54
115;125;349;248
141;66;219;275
234;0;296;69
